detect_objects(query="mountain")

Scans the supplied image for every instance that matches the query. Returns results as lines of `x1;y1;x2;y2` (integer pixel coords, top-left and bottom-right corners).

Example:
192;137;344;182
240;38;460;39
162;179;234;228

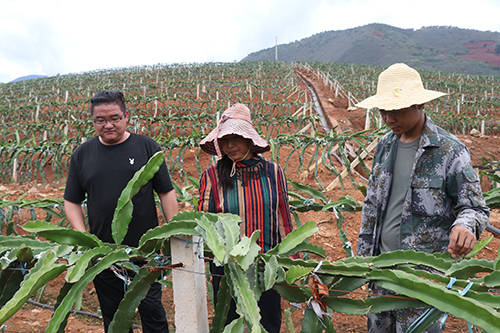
9;74;48;83
241;23;500;76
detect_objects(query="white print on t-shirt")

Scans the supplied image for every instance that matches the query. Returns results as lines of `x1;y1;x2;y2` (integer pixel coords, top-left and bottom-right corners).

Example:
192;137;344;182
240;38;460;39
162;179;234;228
129;158;135;165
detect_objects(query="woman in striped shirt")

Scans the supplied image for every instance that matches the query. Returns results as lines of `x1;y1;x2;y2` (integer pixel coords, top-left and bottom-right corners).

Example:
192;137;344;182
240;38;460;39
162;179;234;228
198;103;294;333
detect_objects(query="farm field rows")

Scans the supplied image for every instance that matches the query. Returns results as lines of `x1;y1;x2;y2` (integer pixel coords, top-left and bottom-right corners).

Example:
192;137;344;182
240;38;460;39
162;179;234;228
1;61;500;332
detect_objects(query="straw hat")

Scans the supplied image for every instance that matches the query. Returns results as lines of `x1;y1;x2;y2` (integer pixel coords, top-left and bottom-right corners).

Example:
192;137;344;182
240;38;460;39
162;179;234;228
199;103;270;157
356;63;447;111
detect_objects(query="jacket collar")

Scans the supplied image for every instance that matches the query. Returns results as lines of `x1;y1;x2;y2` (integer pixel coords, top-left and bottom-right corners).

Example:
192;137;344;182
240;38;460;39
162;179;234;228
419;115;440;149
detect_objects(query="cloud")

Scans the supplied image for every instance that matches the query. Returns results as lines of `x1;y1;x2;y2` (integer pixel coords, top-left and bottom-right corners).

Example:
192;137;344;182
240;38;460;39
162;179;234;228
0;0;499;83
0;1;64;81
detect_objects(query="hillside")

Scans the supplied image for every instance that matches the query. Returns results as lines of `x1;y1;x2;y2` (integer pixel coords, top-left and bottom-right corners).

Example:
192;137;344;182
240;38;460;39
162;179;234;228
242;23;500;76
8;74;47;83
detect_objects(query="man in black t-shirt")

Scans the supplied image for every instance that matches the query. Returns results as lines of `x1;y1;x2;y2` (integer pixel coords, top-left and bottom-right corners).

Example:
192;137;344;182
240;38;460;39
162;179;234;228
64;90;177;333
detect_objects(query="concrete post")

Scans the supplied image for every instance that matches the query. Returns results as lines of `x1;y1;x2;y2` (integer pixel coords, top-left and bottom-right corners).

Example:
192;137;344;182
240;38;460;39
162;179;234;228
365;108;371;130
171;235;209;333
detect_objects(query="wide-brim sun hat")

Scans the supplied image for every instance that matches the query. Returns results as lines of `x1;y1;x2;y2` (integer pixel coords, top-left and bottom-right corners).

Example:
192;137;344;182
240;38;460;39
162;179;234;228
199;103;270;157
356;63;447;111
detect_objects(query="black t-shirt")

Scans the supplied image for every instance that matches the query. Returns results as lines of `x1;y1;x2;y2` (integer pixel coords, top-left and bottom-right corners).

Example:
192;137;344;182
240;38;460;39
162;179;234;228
64;133;173;247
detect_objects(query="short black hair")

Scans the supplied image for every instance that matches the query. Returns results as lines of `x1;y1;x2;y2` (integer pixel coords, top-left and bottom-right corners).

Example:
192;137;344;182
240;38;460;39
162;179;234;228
90;90;126;116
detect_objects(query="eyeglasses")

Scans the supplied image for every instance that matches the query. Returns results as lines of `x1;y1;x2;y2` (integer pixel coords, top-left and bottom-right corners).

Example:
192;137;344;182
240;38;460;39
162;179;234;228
93;115;124;126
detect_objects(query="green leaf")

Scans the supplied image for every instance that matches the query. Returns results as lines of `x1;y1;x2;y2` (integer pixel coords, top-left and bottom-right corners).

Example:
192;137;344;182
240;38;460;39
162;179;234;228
65;246;114;283
372;250;453;273
322;297;370;316
364;295;428;314
138;220;199;253
245;263;261;300
465;234;493;259
39;229;103;248
56;245;74;258
273;284;310;303
278;220;318;255
322;295;427;316
290;181;328;204
478;270;500;288
368;269;500;332
46;250;129;332
225;262;262;332
288;200;324;212
263;255;278;291
16;245;33;263
210;276;232;333
285;265;314;285
219;214;241;252
230;231;261;271
279;240;325;258
52;282;73;333
0;235;58;253
196;215;227;265
108;266;162;332
0;269;24;308
300;308;323;333
485;172;500;183
322;195;361;212
21;220;59;232
112;151;165;245
329;277;367;297
444;258;494;279
222;317;245;333
284;308;295;333
22;221;102;248
0;251;67;327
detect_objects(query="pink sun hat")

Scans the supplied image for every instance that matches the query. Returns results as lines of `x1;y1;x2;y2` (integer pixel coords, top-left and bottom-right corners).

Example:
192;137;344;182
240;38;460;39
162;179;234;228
199;103;270;157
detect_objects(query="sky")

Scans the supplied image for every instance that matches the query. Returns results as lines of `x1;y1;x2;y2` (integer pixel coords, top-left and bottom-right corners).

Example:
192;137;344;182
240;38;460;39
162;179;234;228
1;0;500;83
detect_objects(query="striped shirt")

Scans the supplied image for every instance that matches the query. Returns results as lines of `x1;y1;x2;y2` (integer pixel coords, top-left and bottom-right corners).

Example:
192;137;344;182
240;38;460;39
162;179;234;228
198;155;294;253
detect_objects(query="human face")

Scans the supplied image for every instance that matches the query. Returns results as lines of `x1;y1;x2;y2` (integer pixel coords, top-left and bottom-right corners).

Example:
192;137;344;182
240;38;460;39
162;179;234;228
93;103;128;145
379;104;425;142
219;135;253;161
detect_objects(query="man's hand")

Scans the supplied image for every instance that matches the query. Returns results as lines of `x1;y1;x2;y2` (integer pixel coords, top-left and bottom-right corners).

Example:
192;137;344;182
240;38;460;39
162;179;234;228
448;225;476;258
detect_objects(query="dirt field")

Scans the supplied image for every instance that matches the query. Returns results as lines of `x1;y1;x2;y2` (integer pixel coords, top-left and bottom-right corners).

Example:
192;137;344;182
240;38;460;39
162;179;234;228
2;69;500;332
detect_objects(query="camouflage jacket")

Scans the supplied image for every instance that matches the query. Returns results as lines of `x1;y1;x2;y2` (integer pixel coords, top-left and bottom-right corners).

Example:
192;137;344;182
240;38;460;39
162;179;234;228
357;116;489;257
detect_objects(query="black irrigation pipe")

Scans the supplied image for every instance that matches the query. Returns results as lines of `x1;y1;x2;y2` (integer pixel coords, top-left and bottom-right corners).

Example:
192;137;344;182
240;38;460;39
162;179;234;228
472;165;500;173
26;299;142;330
473;165;491;170
486;224;500;237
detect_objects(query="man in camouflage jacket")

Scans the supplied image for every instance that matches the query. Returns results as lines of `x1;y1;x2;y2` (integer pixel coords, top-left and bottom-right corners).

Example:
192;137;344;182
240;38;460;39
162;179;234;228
355;63;489;333
357;115;489;257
